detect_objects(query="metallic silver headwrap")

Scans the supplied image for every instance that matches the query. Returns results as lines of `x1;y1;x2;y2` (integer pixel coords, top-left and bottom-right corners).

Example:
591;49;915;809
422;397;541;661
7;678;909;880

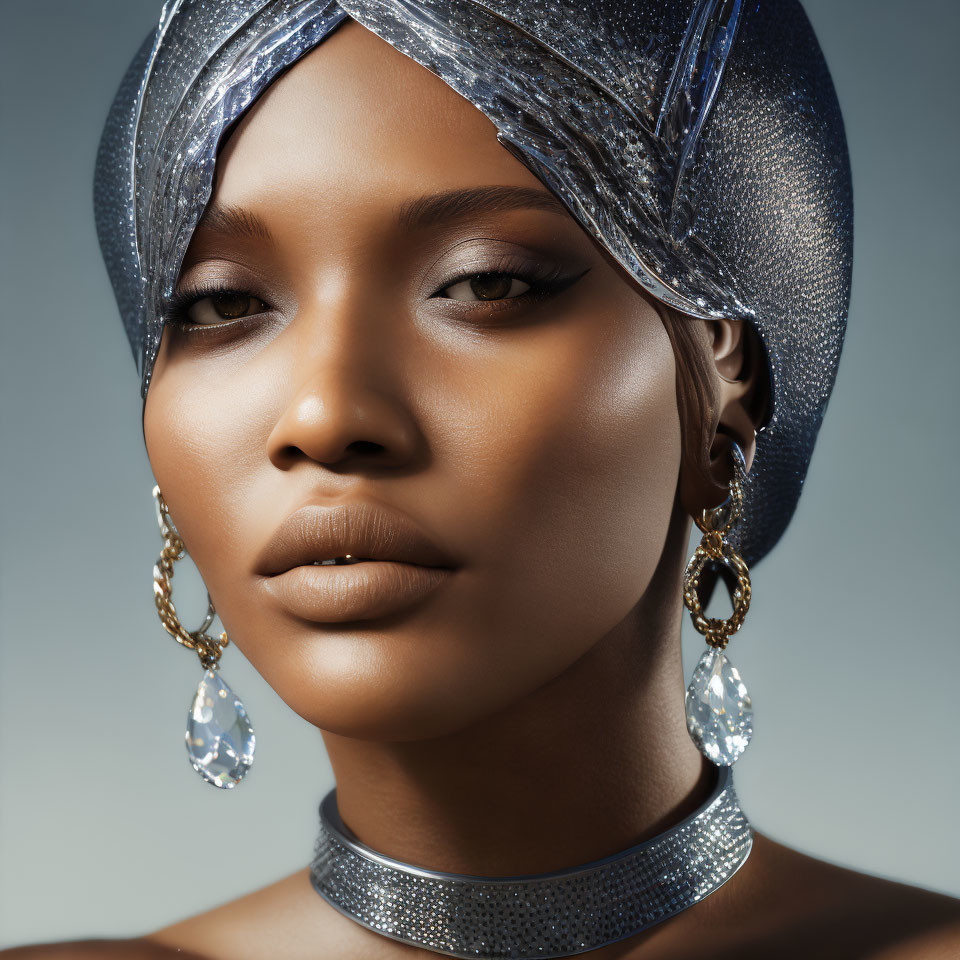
94;0;853;567
311;764;753;959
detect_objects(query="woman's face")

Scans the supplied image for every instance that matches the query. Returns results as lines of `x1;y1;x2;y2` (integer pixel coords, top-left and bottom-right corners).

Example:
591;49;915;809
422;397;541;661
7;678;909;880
143;20;682;740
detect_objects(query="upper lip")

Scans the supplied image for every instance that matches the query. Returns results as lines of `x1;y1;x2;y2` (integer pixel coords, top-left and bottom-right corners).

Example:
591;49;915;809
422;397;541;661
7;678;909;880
255;500;456;575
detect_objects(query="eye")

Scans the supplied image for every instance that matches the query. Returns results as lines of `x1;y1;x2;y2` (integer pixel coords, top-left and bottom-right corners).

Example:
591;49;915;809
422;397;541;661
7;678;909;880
439;273;532;302
186;292;268;325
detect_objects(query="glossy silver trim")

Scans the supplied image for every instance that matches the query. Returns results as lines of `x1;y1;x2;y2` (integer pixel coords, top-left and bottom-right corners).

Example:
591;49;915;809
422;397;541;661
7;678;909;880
310;765;753;958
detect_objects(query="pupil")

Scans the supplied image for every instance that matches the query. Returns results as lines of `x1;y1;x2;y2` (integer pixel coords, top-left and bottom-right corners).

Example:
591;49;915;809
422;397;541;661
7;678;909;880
212;293;251;319
470;274;512;301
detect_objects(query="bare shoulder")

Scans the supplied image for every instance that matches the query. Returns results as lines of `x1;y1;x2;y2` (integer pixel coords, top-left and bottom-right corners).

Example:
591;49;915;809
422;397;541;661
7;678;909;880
0;870;320;960
0;869;333;960
729;831;960;959
140;866;376;960
0;939;212;959
7;866;403;960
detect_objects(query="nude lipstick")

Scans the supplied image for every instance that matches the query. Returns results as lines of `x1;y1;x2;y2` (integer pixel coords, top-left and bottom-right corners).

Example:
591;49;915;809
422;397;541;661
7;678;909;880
255;500;456;622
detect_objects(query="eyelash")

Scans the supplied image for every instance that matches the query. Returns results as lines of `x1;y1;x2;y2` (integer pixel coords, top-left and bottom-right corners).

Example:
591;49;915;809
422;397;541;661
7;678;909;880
430;254;586;313
162;280;266;334
162;256;586;331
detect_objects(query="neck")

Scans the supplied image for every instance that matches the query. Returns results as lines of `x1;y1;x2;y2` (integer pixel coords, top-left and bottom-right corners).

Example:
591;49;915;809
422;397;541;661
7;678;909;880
320;505;710;876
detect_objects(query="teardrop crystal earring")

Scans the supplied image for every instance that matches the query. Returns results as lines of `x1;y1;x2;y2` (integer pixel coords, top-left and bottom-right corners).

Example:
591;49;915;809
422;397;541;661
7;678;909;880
152;485;255;788
682;443;754;766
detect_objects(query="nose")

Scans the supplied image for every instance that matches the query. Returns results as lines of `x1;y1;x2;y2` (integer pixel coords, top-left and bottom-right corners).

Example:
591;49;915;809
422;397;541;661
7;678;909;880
266;297;420;471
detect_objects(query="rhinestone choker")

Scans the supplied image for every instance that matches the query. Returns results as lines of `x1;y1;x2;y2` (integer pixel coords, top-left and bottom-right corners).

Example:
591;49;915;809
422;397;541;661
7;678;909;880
310;765;753;959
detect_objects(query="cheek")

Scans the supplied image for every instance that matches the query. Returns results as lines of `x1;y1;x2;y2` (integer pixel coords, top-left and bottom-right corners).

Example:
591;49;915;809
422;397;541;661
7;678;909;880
142;338;278;594
427;303;681;682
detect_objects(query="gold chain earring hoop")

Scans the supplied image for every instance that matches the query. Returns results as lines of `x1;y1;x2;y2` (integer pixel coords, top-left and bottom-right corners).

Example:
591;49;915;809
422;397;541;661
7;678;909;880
682;443;754;766
153;485;255;788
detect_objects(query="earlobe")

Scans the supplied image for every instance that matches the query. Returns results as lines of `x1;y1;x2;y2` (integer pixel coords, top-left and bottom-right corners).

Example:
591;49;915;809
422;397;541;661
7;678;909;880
708;319;768;481
678;318;767;516
661;305;769;519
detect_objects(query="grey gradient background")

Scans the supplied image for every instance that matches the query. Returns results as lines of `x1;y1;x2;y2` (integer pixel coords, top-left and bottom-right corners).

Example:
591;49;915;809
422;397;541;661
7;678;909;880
1;0;958;947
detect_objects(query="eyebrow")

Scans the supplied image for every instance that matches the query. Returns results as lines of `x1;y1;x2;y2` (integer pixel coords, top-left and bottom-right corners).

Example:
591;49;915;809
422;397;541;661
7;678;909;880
195;203;275;242
396;185;569;229
195;185;570;244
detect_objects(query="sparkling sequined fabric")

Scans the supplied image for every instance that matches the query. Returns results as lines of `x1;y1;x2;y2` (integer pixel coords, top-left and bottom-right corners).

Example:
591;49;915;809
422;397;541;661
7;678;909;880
310;765;753;958
93;0;348;397
94;0;853;567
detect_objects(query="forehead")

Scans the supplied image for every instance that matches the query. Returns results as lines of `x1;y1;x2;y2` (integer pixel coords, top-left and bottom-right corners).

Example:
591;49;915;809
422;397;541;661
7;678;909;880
211;18;542;211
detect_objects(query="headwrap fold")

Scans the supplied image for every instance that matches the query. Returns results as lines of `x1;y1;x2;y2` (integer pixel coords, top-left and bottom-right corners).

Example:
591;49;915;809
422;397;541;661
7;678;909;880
94;0;853;567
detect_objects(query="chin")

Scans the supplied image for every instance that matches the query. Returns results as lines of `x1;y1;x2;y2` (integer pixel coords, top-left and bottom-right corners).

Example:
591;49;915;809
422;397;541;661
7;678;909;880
282;646;506;742
230;612;504;741
221;562;643;741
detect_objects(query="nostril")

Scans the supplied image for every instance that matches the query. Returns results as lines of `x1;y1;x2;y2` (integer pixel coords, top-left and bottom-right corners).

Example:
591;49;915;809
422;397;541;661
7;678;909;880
346;440;386;455
265;386;420;470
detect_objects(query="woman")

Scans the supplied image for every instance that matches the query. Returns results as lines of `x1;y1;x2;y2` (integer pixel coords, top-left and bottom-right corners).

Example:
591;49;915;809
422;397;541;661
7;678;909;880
6;0;959;957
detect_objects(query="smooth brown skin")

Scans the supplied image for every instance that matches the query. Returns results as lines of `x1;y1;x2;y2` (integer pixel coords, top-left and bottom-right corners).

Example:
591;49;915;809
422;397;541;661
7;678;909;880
8;19;958;960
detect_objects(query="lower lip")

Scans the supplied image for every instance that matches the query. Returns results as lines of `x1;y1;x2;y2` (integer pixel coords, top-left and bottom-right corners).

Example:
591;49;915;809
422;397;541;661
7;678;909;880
261;561;453;622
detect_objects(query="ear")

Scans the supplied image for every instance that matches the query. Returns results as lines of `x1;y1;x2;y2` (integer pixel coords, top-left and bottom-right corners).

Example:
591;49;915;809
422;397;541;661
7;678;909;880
685;317;770;514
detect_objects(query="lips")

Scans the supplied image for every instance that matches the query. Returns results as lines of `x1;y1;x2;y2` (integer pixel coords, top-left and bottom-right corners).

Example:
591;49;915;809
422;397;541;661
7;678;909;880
255;500;457;622
256;500;455;573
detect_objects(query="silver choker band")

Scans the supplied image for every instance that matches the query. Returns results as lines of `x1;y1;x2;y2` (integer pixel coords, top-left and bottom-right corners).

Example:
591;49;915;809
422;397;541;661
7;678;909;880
310;766;753;959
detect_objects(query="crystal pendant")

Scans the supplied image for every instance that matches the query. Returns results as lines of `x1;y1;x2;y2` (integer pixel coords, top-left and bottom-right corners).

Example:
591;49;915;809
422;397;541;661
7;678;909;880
185;668;255;788
685;646;753;766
